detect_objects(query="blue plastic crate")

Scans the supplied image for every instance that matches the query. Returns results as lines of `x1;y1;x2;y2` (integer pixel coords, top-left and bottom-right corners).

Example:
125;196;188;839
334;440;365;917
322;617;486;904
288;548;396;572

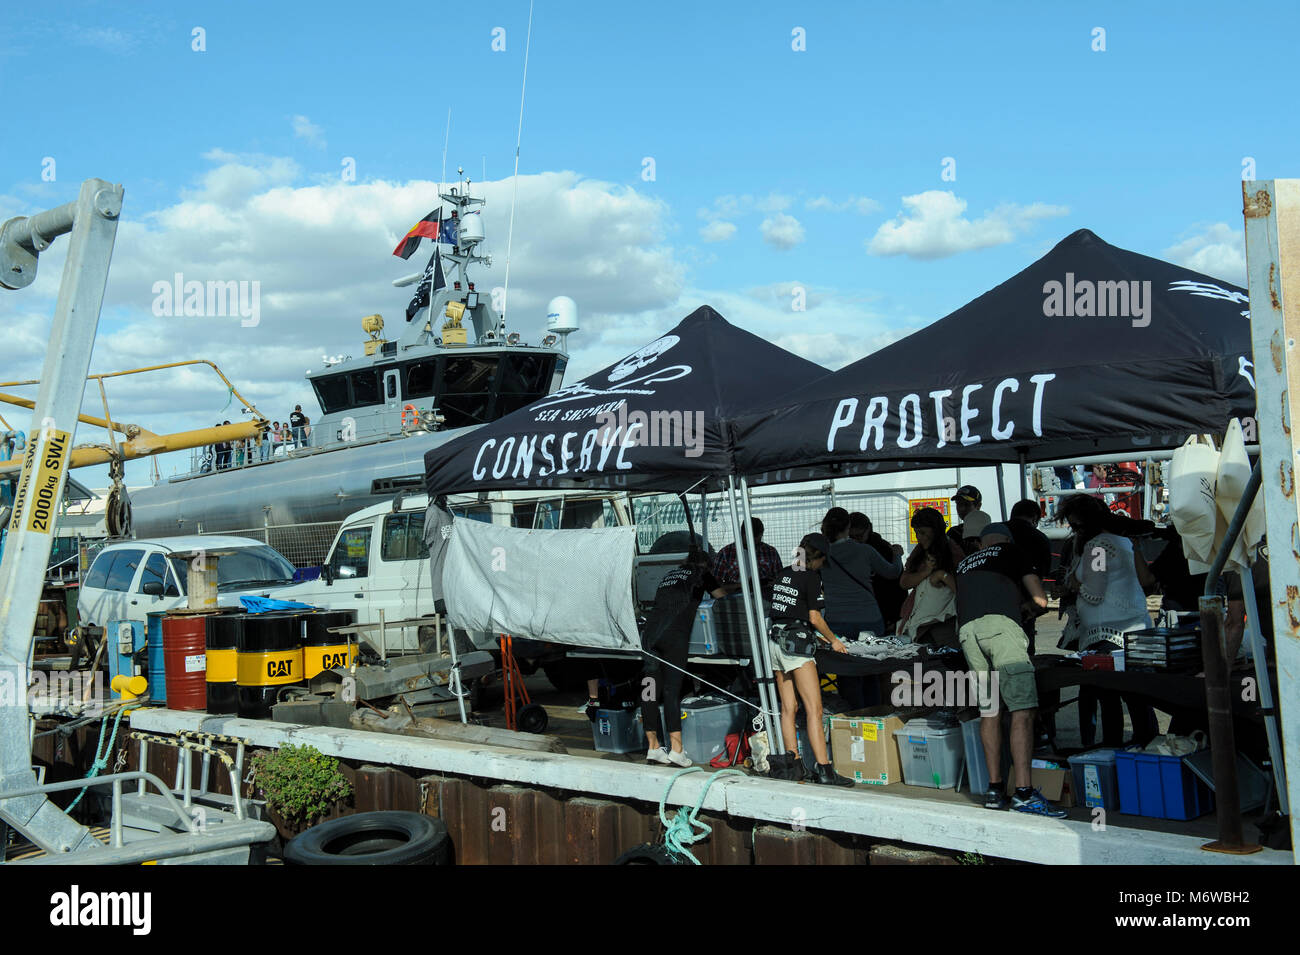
1115;749;1214;819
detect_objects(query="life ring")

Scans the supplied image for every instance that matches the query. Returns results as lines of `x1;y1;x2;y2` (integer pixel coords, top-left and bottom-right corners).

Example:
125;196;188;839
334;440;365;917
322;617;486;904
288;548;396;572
401;404;419;429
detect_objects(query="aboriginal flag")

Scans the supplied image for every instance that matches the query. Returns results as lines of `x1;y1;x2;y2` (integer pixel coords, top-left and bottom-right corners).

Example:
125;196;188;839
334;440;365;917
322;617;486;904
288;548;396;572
392;208;442;259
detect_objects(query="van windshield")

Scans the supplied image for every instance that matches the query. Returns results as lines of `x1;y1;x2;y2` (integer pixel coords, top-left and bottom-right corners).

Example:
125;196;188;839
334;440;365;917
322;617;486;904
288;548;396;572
167;545;296;592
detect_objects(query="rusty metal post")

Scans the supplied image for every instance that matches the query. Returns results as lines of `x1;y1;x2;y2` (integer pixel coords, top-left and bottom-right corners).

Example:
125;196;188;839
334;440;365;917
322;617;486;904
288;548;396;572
1197;594;1250;852
1242;179;1300;860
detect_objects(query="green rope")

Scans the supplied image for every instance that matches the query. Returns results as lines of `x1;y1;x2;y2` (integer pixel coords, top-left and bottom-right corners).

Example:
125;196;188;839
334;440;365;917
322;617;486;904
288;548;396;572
657;766;746;865
66;705;133;812
219;385;235;413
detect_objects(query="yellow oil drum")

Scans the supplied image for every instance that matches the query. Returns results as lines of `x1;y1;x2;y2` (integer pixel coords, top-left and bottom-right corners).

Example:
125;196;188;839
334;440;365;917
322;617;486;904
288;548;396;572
236;613;304;719
302;609;358;680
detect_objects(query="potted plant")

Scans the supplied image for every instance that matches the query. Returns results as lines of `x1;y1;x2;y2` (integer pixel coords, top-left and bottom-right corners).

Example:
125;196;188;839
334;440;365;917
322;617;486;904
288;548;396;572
249;744;353;839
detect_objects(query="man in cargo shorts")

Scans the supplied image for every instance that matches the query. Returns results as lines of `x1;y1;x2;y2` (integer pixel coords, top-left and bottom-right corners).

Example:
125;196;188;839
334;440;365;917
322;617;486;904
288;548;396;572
954;523;1064;816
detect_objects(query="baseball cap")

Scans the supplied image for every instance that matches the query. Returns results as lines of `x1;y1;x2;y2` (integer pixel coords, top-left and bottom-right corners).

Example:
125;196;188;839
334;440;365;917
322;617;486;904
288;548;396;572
980;522;1012;540
962;510;991;538
799;532;830;555
952;485;982;504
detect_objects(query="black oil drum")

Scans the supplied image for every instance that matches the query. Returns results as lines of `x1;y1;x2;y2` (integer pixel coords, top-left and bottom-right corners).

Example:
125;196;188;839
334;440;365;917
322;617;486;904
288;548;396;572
236;613;305;719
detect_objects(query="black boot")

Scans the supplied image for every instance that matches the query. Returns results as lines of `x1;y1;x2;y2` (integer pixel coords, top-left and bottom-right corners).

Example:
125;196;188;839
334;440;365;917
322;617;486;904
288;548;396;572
811;762;855;787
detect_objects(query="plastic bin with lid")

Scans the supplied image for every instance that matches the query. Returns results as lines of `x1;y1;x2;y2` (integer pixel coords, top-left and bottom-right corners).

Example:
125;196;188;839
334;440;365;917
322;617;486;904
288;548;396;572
1067;749;1120;810
893;717;964;789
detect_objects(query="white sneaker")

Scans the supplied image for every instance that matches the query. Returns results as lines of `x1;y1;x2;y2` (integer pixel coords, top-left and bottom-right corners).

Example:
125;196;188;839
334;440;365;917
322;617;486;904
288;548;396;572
666;749;692;767
646;747;671;765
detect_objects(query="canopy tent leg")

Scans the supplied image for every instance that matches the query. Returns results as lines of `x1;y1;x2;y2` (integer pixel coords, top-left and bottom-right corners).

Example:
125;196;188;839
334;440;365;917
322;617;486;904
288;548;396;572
1018;451;1028;502
740;476;785;754
725;476;782;754
996;465;1008;521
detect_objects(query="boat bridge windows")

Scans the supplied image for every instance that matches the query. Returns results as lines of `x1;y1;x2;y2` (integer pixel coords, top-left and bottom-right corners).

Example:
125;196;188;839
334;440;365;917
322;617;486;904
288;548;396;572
311;352;557;428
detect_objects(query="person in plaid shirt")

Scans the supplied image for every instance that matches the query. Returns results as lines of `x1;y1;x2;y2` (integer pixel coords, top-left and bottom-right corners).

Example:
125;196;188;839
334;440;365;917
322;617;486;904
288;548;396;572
712;518;783;597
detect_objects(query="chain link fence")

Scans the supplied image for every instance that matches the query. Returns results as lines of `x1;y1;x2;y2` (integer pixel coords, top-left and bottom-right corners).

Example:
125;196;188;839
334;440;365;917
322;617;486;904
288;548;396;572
632;484;958;562
201;521;341;568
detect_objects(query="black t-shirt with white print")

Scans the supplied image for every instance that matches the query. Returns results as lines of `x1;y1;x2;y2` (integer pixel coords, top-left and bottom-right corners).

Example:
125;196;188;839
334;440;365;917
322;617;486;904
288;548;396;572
770;566;823;623
954;541;1034;627
290;410;307;429
642;565;719;652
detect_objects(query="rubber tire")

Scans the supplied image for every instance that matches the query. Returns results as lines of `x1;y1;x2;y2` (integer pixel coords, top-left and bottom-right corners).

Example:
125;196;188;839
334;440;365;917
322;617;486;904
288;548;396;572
283;811;451;866
615;843;687;865
517;702;549;734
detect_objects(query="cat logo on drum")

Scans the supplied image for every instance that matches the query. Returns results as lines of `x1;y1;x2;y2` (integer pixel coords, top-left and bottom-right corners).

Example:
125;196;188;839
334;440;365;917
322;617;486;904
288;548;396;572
267;659;294;679
320;652;348;670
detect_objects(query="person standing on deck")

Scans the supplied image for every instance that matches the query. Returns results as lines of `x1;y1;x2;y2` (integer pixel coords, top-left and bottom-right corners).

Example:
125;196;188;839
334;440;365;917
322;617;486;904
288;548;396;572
954;523;1063;816
290;405;310;449
766;533;854;786
639;550;726;766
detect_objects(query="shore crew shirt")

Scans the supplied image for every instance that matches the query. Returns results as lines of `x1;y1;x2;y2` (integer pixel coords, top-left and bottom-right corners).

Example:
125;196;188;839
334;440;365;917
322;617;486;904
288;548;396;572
643;566;719;652
954;542;1034;628
770;565;823;624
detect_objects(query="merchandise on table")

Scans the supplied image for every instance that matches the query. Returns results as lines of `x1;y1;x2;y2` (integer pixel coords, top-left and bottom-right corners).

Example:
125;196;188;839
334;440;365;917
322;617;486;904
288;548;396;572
1123;626;1202;672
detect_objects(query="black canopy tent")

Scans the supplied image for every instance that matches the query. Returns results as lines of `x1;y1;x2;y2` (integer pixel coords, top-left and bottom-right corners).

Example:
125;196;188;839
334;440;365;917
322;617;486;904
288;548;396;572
422;305;828;497
422;305;829;750
733;229;1256;481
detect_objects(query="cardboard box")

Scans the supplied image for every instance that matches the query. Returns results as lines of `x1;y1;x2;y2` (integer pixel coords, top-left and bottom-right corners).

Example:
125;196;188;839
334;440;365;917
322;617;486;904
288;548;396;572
1005;763;1076;807
829;713;906;785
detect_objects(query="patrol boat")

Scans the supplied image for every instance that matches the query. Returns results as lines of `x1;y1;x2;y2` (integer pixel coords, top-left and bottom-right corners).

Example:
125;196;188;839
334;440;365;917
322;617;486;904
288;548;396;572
129;177;579;563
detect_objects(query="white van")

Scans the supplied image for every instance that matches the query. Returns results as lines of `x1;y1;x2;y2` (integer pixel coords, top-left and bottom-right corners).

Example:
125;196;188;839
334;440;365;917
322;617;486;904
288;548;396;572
77;535;297;629
273;491;632;650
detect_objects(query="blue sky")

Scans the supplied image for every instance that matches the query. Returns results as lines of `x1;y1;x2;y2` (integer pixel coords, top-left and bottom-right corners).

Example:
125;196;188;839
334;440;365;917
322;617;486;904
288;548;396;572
1;0;1294;485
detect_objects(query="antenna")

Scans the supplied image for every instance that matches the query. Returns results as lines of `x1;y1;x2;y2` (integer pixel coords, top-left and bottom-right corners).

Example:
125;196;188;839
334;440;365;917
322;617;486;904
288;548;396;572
502;0;534;327
441;108;452;190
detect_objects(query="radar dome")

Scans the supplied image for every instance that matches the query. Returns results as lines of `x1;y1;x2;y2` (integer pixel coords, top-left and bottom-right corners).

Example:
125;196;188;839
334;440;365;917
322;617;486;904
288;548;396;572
458;210;485;245
546;296;578;333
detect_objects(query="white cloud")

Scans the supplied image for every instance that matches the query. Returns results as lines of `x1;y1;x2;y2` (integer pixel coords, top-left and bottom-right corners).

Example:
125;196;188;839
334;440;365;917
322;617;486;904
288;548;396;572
291;115;326;149
1163;223;1247;286
867;190;1068;260
760;213;805;250
700;220;736;242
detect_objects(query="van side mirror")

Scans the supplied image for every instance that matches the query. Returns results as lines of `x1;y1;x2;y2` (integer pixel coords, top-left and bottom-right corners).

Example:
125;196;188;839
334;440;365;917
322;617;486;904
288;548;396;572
142;581;164;597
322;563;333;586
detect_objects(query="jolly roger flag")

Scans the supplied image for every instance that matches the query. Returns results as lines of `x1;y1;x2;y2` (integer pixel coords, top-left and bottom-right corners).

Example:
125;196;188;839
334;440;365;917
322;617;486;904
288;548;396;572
406;248;446;322
392;208;442;259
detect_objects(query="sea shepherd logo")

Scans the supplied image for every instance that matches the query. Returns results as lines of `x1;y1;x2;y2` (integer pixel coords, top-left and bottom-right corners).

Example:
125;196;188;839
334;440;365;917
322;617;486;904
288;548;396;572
50;885;152;935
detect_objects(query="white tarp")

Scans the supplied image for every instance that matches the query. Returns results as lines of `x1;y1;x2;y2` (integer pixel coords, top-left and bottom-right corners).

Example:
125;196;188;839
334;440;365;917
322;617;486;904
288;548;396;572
441;520;640;650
